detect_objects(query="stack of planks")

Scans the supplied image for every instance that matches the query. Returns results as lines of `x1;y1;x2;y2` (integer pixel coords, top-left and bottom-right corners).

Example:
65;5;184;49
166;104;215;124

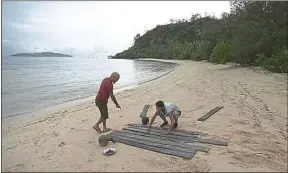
110;124;228;160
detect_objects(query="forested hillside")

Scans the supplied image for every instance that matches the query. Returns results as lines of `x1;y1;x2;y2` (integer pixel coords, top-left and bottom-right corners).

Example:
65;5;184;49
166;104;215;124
112;1;287;73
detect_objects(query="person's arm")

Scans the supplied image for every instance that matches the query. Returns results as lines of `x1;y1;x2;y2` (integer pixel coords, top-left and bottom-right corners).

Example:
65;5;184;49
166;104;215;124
147;111;159;130
168;112;175;133
109;92;120;108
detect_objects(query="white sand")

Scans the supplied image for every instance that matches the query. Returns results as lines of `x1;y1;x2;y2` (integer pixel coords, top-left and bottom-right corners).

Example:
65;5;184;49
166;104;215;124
2;60;287;172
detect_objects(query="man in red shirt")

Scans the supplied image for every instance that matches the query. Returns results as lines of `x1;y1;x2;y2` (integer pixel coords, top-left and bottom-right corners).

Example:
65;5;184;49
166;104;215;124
93;72;121;133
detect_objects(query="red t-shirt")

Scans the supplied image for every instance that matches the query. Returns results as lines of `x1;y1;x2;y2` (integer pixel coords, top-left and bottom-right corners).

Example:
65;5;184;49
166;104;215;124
96;78;113;104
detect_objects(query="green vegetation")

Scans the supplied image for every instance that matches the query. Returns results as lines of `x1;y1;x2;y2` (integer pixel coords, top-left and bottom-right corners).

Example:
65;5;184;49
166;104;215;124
112;1;288;73
210;42;235;64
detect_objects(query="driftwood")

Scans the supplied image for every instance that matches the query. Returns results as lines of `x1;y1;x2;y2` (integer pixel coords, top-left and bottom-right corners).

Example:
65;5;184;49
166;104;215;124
111;135;195;159
123;127;199;141
112;131;210;152
127;123;208;136
121;129;190;143
140;104;150;118
190;138;228;146
124;127;199;138
112;133;197;154
197;106;224;121
122;128;228;146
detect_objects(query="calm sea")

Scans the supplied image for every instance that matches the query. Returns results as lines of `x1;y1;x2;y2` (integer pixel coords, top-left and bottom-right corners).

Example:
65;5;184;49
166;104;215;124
1;56;177;118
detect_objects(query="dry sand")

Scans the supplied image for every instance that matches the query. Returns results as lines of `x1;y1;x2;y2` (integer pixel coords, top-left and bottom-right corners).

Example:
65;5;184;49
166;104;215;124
2;60;287;172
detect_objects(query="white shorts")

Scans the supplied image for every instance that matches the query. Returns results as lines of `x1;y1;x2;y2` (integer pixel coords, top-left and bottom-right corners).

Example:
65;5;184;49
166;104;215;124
172;110;181;121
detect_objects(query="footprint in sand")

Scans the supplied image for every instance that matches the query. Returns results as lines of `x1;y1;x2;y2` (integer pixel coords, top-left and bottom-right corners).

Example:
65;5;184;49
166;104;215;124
59;142;66;147
70;128;89;132
52;131;59;137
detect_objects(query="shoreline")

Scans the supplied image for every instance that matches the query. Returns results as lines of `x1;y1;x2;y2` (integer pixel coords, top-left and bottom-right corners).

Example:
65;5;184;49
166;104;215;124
2;60;287;172
2;59;180;123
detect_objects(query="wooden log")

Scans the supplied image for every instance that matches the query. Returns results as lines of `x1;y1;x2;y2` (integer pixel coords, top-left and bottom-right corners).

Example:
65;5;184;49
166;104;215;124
140;104;150;118
190;138;228;146
197;106;224;122
112;133;197;154
127;123;208;136
112;131;210;152
123;127;199;141
124;127;200;138
121;129;189;143
121;128;228;146
122;128;202;144
114;137;194;159
111;135;195;159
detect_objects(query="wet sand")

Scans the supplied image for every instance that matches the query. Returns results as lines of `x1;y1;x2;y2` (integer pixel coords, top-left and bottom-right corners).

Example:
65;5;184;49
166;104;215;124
2;60;287;172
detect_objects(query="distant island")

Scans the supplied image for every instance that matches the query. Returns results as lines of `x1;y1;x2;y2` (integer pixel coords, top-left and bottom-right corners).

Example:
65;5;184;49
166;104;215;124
10;52;73;57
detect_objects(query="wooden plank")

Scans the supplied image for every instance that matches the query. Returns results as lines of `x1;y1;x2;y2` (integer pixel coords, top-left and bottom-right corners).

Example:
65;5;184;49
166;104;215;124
123;127;199;141
197;106;224;121
111;135;195;159
140;104;150;118
124;126;200;138
121;128;228;146
114;137;194;159
113;131;210;152
112;133;197;154
127;123;208;136
122;128;201;143
121;129;189;143
191;138;228;146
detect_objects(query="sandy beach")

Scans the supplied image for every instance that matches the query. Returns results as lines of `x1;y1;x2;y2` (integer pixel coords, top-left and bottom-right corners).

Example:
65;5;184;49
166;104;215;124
2;60;287;172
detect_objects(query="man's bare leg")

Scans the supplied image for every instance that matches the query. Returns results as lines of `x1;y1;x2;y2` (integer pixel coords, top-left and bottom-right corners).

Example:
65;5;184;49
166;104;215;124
93;118;103;133
173;111;181;128
102;119;111;132
173;115;178;128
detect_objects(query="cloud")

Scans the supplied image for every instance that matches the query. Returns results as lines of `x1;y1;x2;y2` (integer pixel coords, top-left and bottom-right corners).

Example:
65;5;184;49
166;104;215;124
2;1;230;57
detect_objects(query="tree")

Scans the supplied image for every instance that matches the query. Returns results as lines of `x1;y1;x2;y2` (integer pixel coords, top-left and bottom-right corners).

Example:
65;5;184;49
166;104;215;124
133;33;141;43
113;1;288;73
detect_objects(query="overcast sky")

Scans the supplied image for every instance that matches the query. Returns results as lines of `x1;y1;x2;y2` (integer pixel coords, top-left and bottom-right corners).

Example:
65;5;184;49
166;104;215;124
2;1;230;57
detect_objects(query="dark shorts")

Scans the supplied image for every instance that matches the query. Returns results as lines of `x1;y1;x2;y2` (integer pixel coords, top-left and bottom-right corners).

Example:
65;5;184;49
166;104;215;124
95;98;109;119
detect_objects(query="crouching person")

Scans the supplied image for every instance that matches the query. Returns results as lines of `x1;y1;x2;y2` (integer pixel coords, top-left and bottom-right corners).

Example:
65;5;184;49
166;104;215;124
147;100;182;134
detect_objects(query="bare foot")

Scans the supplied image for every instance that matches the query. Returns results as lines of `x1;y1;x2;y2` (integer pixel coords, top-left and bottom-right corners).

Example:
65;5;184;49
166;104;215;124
102;128;111;133
93;125;102;133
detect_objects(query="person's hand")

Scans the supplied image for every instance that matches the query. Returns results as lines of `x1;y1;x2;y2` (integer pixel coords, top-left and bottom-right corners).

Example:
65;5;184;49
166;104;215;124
116;103;121;109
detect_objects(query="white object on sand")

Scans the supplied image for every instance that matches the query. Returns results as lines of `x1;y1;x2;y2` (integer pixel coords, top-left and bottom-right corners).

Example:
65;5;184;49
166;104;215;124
103;147;116;156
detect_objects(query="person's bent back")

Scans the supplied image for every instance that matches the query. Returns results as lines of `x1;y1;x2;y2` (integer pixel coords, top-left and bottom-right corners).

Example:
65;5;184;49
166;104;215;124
148;100;182;134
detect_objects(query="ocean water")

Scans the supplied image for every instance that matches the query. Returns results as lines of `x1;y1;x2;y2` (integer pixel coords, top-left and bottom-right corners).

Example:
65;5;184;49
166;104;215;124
1;56;177;118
